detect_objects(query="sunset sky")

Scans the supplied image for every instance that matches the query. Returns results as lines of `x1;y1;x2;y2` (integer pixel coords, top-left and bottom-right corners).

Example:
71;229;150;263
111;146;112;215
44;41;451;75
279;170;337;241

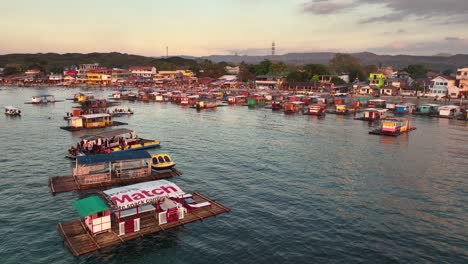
1;0;467;56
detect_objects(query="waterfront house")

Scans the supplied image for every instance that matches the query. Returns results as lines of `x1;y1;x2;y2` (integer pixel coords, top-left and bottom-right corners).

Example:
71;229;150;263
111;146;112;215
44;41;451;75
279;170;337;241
427;76;456;98
456;68;468;97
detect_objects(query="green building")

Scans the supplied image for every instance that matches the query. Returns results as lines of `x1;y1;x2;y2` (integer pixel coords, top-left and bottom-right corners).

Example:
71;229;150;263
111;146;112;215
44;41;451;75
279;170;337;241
369;73;386;88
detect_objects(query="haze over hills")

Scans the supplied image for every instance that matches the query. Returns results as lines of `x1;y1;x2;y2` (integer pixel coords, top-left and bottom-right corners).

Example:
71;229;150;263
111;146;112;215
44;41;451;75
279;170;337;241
194;52;468;71
1;52;468;72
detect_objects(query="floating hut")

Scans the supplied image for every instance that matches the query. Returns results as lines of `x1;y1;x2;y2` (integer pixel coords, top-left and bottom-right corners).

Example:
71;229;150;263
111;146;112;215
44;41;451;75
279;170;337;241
49;150;181;194
354;108;388;121
60;114;127;131
57;180;230;256
369;118;416;136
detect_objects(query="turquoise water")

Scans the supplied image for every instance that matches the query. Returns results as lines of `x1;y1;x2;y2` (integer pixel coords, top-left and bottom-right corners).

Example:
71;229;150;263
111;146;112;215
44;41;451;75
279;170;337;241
0;87;467;263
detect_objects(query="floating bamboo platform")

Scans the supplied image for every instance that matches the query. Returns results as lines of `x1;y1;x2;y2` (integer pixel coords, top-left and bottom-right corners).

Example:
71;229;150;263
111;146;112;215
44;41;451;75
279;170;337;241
57;192;230;256
60;121;128;131
49;169;182;195
369;127;416;137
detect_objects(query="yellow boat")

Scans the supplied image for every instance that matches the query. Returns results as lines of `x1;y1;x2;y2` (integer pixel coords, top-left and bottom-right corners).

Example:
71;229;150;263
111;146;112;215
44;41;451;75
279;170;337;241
111;140;161;152
151;154;176;170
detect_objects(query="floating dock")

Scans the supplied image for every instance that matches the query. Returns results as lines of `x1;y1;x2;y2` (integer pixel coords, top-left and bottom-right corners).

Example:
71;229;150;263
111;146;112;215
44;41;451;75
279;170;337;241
57;192;230;256
369;127;416;137
49;169;182;195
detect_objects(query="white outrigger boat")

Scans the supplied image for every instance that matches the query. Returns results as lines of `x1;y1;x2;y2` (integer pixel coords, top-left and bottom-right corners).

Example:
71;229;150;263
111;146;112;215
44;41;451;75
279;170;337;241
4;106;21;116
27;94;61;104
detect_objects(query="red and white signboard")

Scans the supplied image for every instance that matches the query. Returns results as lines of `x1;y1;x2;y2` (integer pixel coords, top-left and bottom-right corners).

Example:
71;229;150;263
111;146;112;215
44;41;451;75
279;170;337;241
104;180;184;210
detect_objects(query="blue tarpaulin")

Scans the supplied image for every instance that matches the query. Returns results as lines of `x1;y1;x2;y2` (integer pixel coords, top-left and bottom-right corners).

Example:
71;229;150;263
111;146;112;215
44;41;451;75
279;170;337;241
77;150;151;165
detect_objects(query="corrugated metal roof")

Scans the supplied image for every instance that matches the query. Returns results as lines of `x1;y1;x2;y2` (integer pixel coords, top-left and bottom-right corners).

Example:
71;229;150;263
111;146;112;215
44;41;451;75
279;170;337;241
73;196;109;218
77;150;151;165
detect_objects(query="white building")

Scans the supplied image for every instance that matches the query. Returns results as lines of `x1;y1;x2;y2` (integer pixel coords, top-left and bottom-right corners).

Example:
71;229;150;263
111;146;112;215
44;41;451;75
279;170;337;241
225;66;240;75
48;74;63;82
129;66;157;78
427;76;458;98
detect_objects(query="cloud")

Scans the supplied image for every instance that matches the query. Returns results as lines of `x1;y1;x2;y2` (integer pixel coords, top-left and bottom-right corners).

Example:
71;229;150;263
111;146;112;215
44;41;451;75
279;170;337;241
301;0;354;14
366;37;468;55
382;29;407;34
302;0;468;24
445;37;464;41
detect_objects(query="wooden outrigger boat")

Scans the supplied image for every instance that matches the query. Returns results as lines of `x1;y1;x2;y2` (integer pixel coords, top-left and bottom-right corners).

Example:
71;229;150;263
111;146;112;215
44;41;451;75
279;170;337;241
110;108;134;117
26;94;62;104
4;106;21;116
57;180;229;256
67;128;160;159
60;113;127;131
303;104;326;115
354;108;388;121
151;154;176;171
50;150;181;194
369;117;416;136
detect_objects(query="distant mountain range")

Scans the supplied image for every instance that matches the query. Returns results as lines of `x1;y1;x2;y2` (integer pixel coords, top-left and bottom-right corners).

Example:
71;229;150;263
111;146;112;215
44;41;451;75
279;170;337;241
1;52;467;72
188;52;468;71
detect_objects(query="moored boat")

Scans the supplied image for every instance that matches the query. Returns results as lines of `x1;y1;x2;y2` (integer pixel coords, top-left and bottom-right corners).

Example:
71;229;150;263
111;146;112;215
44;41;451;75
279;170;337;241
4;106;21;116
27;94;60;104
414;104;439;115
151;154;176;170
67;128;159;158
303;104;326;115
283;101;304;114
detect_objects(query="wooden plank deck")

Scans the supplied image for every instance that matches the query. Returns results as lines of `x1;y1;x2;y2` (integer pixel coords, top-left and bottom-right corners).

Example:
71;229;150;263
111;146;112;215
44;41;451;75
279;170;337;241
58;193;230;256
49;169;183;195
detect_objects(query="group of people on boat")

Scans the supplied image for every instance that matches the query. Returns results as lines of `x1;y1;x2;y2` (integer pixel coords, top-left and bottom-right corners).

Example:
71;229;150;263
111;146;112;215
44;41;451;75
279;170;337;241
68;132;138;157
110;108;132;113
5;108;21;116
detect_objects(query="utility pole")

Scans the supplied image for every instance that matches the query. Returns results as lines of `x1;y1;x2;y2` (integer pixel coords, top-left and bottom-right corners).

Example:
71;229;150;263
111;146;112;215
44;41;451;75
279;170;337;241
272;41;275;57
166;46;168;58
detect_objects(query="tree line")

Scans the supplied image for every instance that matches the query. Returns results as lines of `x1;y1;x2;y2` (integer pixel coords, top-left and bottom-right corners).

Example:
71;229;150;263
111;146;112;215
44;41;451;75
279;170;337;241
0;52;451;83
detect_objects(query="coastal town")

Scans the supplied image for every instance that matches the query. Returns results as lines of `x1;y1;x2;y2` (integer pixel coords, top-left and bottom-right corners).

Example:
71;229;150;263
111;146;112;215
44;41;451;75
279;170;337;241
1;59;467;100
2;0;468;262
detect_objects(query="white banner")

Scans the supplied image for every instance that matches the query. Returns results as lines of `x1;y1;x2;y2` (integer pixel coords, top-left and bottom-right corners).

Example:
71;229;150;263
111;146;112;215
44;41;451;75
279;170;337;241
104;180;184;210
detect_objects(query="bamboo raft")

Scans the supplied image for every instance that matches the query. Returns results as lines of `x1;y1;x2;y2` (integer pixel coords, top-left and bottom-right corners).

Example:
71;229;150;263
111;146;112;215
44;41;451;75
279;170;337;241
49;169;183;195
57;192;230;256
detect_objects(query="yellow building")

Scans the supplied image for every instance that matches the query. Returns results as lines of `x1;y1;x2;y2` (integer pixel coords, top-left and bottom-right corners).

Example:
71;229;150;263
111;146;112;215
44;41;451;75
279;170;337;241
87;73;111;85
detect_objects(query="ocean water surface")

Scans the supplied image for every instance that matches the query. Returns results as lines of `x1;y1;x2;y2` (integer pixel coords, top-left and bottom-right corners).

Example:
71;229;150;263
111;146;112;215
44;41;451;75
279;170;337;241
0;87;467;263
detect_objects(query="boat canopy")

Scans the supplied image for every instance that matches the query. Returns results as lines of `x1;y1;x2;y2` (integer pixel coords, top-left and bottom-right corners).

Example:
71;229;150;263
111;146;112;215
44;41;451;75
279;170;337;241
76;150;151;165
439;105;460;110
363;108;387;112
73;195;109;218
81;113;111;119
81;128;134;140
103;180;184;210
4;106;18;110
